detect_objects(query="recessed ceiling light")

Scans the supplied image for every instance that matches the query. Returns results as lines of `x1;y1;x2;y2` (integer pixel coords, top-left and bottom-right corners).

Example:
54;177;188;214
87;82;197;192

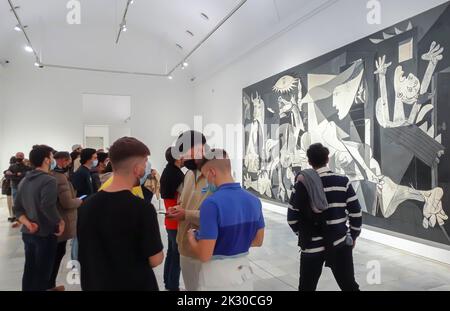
168;75;173;80
24;45;33;53
14;25;21;31
200;13;209;21
183;61;189;67
129;0;134;4
34;61;41;67
186;30;194;37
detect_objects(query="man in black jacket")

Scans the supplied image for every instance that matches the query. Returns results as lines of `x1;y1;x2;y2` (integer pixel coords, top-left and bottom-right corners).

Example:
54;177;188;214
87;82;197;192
7;152;32;204
71;148;98;198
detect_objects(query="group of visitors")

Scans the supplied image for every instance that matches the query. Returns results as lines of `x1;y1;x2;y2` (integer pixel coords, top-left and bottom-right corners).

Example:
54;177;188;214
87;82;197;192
1;130;361;292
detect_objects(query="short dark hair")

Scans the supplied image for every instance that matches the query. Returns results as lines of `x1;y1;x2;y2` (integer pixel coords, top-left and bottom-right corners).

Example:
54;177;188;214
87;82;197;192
70;150;80;162
175;130;206;154
54;151;71;160
9;156;16;165
29;145;54;167
80;148;97;165
104;161;113;173
165;147;176;165
307;143;330;168
97;152;109;164
109;137;150;169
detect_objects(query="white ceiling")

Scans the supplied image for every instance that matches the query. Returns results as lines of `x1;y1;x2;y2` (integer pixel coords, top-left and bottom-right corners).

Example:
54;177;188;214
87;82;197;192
0;0;337;80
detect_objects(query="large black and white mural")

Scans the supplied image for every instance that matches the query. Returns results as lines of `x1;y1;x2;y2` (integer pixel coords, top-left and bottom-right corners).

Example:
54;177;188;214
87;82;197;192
243;2;450;246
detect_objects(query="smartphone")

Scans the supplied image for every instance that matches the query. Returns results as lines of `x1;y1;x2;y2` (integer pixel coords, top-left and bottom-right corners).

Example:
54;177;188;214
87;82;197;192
78;195;88;200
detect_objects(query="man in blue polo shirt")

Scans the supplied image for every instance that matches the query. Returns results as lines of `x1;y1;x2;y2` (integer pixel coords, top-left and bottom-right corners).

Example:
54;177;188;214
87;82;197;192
187;149;265;291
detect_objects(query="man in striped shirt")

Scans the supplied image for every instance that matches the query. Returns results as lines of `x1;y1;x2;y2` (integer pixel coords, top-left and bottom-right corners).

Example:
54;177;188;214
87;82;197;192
287;143;361;291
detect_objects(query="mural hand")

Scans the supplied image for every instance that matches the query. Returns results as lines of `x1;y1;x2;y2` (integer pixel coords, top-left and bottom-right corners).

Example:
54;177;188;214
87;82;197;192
422;41;444;65
374;55;392;76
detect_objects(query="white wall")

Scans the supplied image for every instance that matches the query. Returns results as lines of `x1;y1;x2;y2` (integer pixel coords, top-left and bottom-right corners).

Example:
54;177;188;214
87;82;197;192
193;0;450;261
0;67;5;174
0;53;194;174
84;125;110;150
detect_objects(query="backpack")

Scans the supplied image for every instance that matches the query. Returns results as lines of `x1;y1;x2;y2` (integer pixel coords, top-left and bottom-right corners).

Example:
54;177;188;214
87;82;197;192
1;176;11;195
289;172;327;249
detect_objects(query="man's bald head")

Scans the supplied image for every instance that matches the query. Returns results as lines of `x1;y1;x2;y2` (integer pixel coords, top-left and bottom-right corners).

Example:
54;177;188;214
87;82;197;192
201;149;231;177
16;152;24;159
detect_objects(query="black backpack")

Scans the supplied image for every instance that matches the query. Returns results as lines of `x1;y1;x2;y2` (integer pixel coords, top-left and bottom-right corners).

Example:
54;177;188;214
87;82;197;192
289;172;327;249
1;177;11;195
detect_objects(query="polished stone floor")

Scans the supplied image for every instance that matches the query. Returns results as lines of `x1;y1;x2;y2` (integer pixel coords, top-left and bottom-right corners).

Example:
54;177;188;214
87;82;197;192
1;197;449;291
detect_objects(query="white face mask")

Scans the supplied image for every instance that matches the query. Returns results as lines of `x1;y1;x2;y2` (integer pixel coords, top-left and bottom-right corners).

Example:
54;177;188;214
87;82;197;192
139;161;152;185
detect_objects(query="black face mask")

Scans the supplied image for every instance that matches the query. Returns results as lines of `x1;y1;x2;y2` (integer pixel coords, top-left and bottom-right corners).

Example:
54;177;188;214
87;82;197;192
54;166;69;174
184;159;198;171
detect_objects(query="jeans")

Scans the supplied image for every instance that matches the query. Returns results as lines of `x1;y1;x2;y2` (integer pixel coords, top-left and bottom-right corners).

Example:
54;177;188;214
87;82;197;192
49;241;67;289
299;245;359;291
163;229;181;290
11;188;17;205
22;233;57;291
71;238;79;261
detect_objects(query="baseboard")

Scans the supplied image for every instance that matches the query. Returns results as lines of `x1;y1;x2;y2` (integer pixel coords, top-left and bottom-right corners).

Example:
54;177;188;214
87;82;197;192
261;200;450;266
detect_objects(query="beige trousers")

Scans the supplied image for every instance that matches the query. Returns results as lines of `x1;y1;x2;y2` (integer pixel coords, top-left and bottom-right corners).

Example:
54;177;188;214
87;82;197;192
6;195;13;218
180;255;203;291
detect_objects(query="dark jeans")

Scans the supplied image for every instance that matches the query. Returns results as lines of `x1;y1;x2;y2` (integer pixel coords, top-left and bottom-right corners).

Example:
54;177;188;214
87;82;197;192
22;233;57;291
299;245;359;291
163;229;181;291
49;240;68;289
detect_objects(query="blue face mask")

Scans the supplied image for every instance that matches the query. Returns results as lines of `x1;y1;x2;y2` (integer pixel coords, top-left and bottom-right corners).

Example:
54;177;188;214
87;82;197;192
140;161;152;185
91;160;98;169
205;172;218;193
50;159;57;171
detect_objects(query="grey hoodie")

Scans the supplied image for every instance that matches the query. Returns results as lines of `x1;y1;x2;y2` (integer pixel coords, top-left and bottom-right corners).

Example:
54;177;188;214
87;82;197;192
14;170;61;237
299;169;329;213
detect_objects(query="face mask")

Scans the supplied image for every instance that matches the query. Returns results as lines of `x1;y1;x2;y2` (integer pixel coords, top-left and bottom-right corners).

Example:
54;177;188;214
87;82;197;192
91;160;99;169
139;161;152;185
184;159;197;171
206;172;218;193
50;159;57;171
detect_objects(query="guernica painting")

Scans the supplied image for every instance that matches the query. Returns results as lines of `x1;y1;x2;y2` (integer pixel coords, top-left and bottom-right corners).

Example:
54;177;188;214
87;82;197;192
243;2;450;246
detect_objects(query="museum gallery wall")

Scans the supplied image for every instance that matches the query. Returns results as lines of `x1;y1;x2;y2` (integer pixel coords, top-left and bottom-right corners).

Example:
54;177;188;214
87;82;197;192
243;2;450;246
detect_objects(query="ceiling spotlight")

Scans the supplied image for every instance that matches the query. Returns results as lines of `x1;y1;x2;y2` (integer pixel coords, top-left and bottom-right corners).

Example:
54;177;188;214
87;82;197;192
168;75;173;80
34;61;40;67
14;25;21;31
24;45;33;53
183;61;189;67
121;21;127;32
129;0;134;4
